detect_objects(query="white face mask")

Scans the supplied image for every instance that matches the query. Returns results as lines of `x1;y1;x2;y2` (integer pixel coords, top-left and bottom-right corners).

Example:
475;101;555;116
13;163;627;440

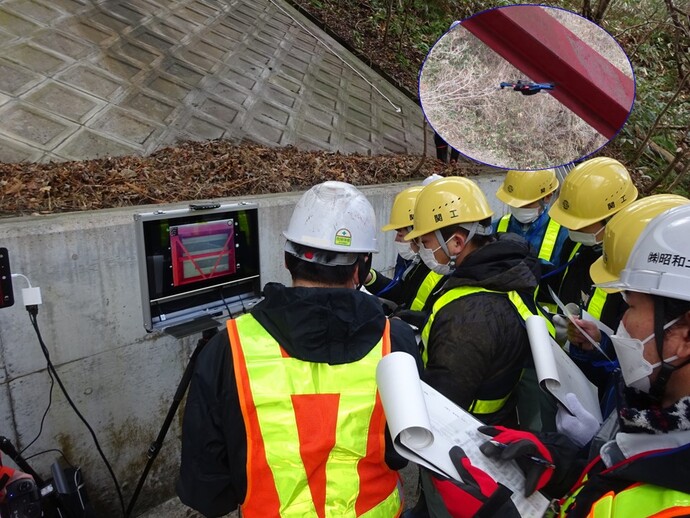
418;240;454;275
610;318;680;392
510;206;541;224
394;240;417;261
568;226;604;246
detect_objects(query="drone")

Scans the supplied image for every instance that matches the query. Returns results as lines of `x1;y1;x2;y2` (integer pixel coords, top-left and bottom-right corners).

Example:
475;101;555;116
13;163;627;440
499;80;555;95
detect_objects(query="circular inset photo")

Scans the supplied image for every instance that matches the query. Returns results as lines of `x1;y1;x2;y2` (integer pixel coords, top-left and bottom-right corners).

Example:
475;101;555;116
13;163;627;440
420;5;635;170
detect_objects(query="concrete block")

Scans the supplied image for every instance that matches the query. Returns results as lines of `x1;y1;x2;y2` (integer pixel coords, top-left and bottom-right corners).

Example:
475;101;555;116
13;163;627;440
146;74;191;101
4;0;62;24
0;60;43;96
120;89;177;124
182;114;226;140
3;43;69;75
0;135;44;163
32;29;93;60
54;128;139;160
0;102;77;148
96;53;144;81
0;7;39;36
162;59;205;87
88;106;161;146
197;96;238;124
58;19;114;45
24;80;104;123
57;64;125;101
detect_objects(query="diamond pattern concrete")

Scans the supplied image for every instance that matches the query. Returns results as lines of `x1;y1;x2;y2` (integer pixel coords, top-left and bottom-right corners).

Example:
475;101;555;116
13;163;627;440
0;102;76;147
0;0;433;164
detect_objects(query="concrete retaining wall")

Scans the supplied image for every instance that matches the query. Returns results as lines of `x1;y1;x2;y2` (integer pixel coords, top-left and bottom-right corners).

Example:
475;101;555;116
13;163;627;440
0;175;506;515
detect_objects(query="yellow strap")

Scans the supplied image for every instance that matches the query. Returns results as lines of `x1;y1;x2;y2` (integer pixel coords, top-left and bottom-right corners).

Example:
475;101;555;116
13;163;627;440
469;392;513;415
589;484;690;518
497;214;511;233
537;218;561;262
410;270;444;311
586;287;608;321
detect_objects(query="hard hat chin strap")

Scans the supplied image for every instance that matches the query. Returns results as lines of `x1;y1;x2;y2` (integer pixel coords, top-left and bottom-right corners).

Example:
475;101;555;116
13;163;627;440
649;296;690;401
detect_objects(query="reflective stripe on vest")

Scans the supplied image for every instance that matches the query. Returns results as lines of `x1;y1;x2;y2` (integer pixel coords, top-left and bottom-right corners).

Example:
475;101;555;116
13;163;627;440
497;214;511;233
496;215;561;263
538;218;561;262
229;315;401;518
421;287;535;414
410;270;444;311
586;287;608;321
560;483;690;518
587;484;690;517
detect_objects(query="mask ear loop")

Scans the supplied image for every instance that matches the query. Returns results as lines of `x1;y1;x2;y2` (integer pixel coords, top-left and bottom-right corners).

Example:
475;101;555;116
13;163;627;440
648;297;690;401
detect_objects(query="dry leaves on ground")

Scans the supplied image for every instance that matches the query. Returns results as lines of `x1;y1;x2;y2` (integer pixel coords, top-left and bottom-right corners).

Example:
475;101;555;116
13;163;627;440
0;140;483;217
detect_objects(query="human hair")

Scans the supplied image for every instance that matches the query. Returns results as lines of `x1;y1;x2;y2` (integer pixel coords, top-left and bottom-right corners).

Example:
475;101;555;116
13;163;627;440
284;244;358;286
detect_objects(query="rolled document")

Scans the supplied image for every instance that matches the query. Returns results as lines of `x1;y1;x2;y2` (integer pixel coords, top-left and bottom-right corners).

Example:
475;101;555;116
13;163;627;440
376;351;433;449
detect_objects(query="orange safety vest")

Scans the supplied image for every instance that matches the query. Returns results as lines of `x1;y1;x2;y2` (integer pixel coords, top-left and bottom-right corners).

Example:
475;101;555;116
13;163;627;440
229;315;402;518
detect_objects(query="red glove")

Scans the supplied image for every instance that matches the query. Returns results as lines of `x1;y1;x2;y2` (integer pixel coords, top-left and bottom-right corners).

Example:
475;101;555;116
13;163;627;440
432;446;519;518
478;425;555;496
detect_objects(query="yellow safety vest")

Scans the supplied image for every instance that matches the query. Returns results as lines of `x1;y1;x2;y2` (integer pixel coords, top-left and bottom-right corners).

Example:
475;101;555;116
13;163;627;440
409;270;444;311
560;479;690;517
585;287;608;321
497;214;562;262
421;286;536;415
229;315;401;518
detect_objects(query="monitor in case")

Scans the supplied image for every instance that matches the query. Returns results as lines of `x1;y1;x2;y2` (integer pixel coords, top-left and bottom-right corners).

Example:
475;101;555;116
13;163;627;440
134;203;261;334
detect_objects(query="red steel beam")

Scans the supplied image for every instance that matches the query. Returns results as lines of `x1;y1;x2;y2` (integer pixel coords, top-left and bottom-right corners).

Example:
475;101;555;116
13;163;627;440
462;6;634;139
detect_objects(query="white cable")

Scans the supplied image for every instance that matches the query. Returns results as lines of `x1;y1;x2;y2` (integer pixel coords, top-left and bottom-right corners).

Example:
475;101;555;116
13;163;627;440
267;0;403;113
11;273;32;288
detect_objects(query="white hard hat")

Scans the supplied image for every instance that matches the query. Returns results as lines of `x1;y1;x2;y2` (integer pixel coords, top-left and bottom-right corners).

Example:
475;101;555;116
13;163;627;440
283;181;378;263
599;204;690;301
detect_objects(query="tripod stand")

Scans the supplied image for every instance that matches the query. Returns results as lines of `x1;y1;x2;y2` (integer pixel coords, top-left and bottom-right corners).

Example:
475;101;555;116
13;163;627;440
125;326;218;518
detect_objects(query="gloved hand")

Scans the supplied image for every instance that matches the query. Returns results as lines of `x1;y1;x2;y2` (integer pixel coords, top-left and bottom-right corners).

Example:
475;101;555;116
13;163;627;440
431;446;519;518
552;314;569;345
478;425;555;497
391;309;428;330
556;393;600;447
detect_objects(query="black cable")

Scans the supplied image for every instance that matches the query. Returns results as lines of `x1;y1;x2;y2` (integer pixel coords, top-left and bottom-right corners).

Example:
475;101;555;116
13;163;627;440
24;448;74;469
19;358;55;456
27;307;126;517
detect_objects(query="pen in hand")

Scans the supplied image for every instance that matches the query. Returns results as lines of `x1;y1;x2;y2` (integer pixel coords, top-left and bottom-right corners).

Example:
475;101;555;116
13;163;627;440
488;441;556;469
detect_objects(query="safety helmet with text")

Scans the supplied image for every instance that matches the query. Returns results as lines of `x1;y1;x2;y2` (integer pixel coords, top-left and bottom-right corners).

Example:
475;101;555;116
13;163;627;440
590;194;690;287
495;169;558;207
548;157;638;230
600;204;690;301
405;176;494;241
283;181;378;264
382;186;423;231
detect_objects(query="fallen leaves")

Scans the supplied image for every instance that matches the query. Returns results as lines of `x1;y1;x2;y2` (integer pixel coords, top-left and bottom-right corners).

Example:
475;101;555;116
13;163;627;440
0;140;481;217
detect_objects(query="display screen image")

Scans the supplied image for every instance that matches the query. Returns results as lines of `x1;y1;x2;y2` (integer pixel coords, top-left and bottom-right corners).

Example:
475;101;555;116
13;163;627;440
170;219;237;286
134;204;261;334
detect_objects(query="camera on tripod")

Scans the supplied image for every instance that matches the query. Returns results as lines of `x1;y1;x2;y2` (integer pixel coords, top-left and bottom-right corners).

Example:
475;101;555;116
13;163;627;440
0;437;95;518
3;478;41;518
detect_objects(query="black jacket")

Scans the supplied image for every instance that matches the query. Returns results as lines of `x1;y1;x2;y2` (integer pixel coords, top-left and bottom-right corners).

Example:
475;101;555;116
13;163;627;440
421;233;540;426
369;256;438;310
176;282;421;517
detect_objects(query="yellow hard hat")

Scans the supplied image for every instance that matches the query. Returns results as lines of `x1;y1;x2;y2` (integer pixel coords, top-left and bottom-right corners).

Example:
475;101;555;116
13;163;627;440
405;176;494;241
382;186;424;231
496;169;558;207
548;157;638;230
590;194;690;287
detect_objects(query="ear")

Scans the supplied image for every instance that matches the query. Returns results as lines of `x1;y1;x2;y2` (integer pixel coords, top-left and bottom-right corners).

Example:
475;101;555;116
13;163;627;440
670;311;690;359
446;231;466;255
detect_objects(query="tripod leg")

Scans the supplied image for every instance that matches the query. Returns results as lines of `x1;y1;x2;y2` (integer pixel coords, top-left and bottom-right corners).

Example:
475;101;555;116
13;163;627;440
125;327;218;518
0;436;45;485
